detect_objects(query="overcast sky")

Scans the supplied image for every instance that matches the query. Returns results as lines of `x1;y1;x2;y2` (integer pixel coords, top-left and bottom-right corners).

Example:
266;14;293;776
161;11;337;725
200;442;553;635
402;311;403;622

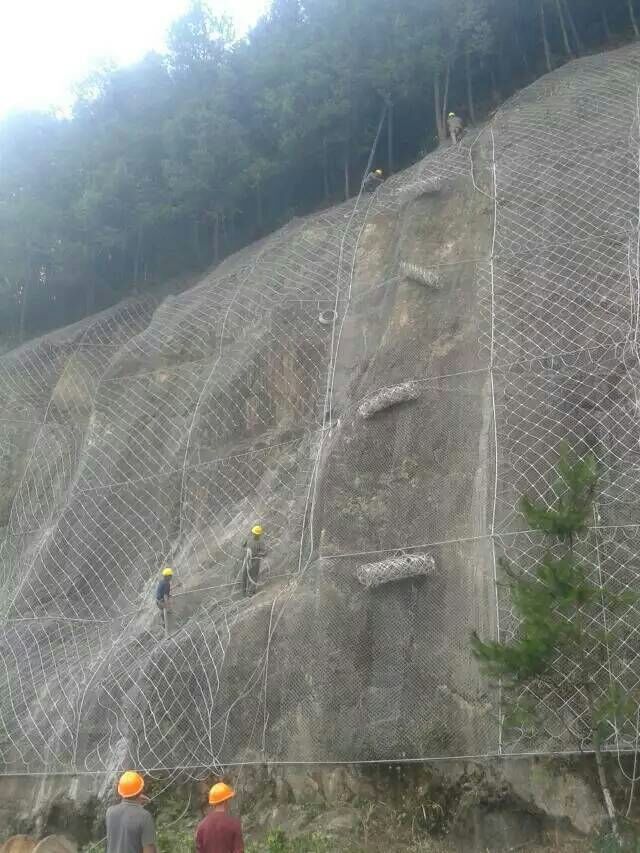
0;0;268;118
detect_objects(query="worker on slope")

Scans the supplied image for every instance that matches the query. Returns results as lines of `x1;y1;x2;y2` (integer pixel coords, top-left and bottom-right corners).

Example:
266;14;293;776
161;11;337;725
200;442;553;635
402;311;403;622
155;567;173;630
447;112;464;146
241;525;266;597
106;771;156;853
363;168;384;193
196;782;244;853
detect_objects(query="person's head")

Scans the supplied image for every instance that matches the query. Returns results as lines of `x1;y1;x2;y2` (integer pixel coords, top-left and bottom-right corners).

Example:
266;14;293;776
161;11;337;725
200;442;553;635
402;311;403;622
117;771;148;804
374;169;383;177
251;524;263;540
162;567;173;581
209;781;235;812
448;112;456;119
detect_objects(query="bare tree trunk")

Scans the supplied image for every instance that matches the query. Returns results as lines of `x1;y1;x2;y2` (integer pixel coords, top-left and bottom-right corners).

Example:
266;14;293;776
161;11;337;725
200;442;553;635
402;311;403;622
434;74;445;143
213;214;220;264
256;183;263;230
85;277;95;316
387;99;394;174
540;0;553;72
229;212;236;247
601;9;612;40
322;137;330;201
193;218;202;264
344;146;350;200
465;51;476;125
629;0;640;38
84;246;96;316
554;0;574;57
562;0;583;54
133;226;143;288
489;66;501;106
514;25;531;76
441;61;451;135
19;278;29;344
574;594;621;845
514;24;529;74
593;729;621;842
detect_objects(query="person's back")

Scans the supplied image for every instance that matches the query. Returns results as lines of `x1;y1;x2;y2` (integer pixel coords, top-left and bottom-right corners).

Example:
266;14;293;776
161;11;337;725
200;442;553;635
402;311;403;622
196;809;243;853
106;800;156;853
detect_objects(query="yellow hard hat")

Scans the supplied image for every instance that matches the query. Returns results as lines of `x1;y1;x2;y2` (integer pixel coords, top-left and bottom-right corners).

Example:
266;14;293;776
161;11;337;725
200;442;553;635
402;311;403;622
162;567;173;577
448;112;456;118
118;771;145;799
209;782;235;805
251;524;263;537
374;169;383;176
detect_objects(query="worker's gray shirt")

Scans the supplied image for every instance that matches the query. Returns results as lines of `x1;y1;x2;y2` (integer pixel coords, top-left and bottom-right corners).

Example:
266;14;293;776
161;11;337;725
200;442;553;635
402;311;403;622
448;116;463;132
106;801;156;853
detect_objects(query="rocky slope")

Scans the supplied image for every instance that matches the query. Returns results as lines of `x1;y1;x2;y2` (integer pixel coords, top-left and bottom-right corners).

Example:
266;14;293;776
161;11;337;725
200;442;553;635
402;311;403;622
0;41;639;826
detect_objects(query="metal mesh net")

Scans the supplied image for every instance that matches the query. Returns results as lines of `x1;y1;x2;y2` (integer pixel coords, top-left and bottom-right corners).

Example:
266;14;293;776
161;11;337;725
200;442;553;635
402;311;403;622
1;44;640;775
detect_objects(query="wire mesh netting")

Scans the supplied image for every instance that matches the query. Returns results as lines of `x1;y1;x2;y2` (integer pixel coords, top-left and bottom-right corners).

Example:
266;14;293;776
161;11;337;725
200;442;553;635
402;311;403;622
1;44;640;776
487;44;640;754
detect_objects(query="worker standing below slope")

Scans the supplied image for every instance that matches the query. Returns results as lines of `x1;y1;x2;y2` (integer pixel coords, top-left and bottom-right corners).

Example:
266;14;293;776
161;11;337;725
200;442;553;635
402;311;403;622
155;567;173;633
196;782;244;853
447;112;464;145
241;525;266;597
106;771;156;853
363;168;384;193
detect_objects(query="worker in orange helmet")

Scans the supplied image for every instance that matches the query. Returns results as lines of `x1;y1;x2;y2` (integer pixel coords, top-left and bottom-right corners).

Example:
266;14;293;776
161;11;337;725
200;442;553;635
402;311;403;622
106;771;156;853
196;781;244;853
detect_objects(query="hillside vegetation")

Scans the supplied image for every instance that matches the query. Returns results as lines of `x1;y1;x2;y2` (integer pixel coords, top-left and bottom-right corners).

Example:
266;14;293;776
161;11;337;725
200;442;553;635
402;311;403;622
0;0;637;343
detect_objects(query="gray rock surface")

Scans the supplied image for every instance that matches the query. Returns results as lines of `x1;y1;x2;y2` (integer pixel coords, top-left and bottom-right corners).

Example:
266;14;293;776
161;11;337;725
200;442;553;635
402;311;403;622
0;42;638;792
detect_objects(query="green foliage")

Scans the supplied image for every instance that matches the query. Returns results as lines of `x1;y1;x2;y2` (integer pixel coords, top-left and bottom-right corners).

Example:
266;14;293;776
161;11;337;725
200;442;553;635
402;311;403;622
593;826;640;852
156;825;197;853
472;447;640;822
519;445;598;542
0;0;635;342
246;830;333;853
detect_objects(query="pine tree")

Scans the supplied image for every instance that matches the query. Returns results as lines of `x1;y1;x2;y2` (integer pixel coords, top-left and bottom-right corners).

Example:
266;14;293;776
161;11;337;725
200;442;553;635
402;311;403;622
472;449;639;843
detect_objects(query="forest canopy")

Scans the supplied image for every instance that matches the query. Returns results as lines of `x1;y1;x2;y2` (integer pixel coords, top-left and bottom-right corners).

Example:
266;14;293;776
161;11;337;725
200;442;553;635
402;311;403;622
0;0;636;342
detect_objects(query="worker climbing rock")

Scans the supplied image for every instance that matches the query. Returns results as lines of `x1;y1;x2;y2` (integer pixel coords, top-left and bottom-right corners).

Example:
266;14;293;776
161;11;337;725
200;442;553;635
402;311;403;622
241;525;266;597
155;567;173;633
447;112;464;145
363;168;384;193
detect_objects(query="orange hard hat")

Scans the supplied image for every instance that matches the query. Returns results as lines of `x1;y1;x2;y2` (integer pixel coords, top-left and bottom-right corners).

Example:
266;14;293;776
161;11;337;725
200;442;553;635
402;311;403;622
209;782;235;805
118;771;145;799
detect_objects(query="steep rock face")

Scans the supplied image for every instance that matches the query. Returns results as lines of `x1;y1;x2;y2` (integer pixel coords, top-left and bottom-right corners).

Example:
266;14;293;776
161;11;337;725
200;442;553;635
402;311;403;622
0;139;493;774
1;42;639;779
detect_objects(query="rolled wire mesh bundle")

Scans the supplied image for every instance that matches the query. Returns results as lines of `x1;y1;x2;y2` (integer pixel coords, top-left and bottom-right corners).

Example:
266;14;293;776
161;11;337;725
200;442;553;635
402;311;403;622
396;177;443;199
400;261;441;289
357;552;436;588
357;381;422;419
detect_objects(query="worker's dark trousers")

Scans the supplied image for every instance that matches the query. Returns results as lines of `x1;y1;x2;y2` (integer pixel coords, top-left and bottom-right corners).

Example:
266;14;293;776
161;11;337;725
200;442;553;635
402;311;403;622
243;557;261;596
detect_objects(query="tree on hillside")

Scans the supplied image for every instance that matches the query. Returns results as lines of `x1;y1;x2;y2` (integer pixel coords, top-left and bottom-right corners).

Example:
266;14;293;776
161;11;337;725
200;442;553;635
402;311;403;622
164;95;249;263
167;0;234;81
472;450;639;842
458;0;494;124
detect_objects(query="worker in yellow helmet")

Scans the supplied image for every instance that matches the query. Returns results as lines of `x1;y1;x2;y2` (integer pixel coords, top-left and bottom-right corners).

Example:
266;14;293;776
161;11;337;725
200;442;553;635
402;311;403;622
106;771;156;853
155;567;173;632
240;525;266;597
447;111;464;145
364;167;385;194
195;782;244;853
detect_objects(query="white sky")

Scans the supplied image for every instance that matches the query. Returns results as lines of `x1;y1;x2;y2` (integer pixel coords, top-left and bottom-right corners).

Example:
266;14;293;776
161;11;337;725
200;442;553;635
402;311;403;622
0;0;268;118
